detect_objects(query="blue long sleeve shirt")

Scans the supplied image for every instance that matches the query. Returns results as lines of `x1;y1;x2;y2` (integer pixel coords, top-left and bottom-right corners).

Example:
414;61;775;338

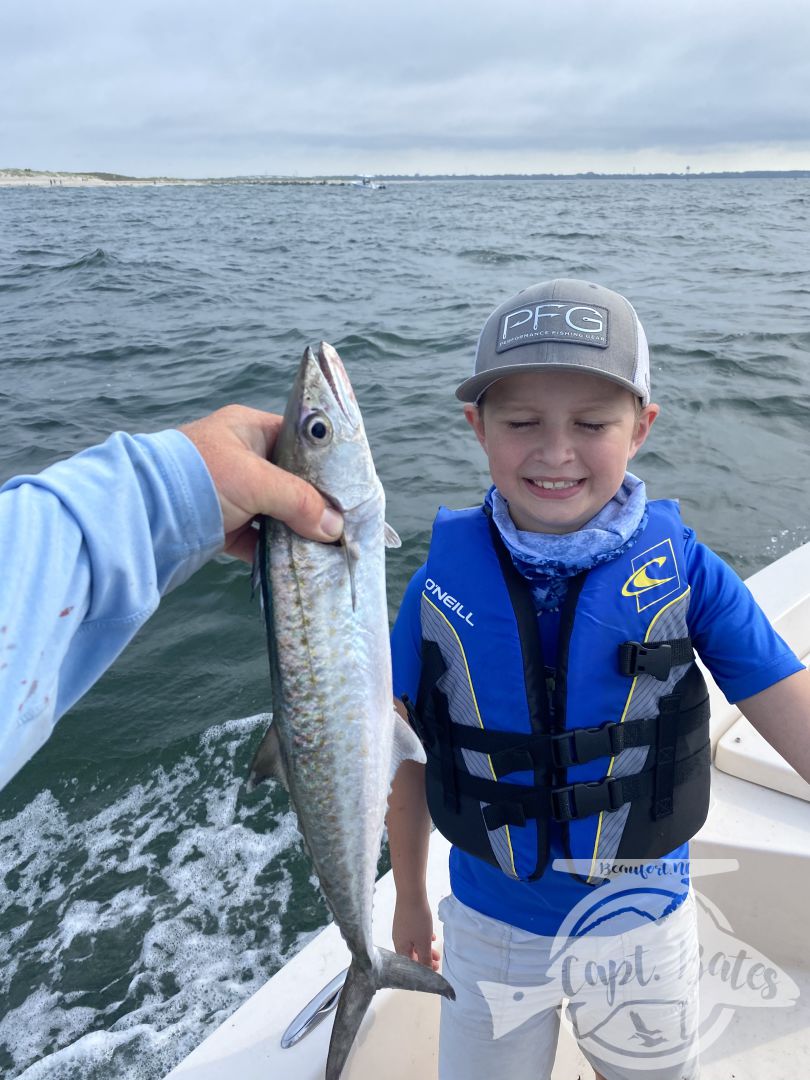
0;430;224;790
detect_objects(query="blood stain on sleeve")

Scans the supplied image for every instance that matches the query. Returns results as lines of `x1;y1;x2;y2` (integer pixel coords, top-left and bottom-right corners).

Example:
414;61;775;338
59;607;74;617
18;679;39;712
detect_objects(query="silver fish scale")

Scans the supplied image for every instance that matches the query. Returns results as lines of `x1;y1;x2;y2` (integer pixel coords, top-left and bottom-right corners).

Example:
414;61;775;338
267;502;393;962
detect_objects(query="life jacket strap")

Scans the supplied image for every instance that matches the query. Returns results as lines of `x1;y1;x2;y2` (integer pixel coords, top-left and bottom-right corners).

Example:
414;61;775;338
442;740;708;830
550;694;708;767
448;771;554;831
652;693;680;819
551;742;708;823
619;638;695;680
443;725;552;776
430;686;460;812
442;693;709;773
400;693;430;747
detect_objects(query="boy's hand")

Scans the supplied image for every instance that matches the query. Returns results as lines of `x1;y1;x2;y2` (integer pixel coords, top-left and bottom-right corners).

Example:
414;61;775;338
180;405;344;562
393;893;441;971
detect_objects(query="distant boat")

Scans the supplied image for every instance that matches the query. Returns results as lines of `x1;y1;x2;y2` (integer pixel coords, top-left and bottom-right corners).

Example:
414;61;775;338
351;175;386;190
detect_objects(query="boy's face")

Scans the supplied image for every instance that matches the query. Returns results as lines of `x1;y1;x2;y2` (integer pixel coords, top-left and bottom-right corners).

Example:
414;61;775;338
464;370;659;534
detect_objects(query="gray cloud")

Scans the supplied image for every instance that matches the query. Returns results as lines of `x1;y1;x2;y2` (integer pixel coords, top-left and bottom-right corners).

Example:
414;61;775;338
2;0;809;174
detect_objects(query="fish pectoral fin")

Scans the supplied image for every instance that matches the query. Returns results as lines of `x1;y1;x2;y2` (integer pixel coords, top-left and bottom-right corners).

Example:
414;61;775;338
390;707;427;779
340;533;360;612
247;720;290;793
250;530;262;601
384;522;402;549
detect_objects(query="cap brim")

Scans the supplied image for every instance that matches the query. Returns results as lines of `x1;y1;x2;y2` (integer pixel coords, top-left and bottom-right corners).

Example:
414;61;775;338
455;363;647;404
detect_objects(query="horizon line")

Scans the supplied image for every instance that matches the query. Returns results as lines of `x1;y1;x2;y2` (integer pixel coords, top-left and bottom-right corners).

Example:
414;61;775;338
4;166;810;182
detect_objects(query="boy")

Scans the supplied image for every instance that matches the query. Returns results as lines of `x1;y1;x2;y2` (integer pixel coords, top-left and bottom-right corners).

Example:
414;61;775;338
387;279;810;1079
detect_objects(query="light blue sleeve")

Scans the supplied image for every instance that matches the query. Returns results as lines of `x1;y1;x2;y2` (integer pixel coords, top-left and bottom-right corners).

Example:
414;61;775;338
0;429;224;789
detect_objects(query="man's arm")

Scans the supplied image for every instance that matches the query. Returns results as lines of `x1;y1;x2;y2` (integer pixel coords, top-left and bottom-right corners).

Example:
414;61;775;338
387;703;439;970
737;667;810;785
0;406;344;791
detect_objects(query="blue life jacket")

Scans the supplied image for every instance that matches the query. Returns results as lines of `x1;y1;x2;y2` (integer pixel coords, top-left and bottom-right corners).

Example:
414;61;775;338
405;499;711;886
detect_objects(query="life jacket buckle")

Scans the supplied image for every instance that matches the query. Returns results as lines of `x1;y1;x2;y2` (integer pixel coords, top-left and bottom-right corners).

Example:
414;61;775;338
552;724;623;767
620;641;673;681
551;776;624;822
482;801;527;831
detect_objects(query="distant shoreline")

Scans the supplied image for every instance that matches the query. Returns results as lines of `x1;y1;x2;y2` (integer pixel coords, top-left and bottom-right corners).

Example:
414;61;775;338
0;169;350;188
2;167;810;188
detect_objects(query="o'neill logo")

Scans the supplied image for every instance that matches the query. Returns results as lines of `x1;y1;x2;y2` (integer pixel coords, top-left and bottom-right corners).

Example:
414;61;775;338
622;558;676;596
621;538;681;613
424;578;475;627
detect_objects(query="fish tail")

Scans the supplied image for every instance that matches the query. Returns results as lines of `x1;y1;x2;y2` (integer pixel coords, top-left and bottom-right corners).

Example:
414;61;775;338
325;950;455;1079
324;961;376;1080
375;946;455;999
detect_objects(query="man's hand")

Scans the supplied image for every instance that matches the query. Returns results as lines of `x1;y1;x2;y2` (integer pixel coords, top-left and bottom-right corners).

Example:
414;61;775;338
181;405;344;562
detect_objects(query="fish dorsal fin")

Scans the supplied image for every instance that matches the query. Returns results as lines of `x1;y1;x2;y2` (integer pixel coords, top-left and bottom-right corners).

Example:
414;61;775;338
247;719;290;793
384;522;401;549
389;707;427;782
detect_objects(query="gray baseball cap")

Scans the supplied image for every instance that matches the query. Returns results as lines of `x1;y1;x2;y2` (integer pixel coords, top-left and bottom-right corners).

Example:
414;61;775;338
456;278;651;406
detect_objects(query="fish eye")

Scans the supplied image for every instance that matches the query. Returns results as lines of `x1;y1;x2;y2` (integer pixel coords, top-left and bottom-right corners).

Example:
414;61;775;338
303;412;332;444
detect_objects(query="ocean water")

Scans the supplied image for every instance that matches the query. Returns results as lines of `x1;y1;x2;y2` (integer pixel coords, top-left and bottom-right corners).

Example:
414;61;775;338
1;177;809;1078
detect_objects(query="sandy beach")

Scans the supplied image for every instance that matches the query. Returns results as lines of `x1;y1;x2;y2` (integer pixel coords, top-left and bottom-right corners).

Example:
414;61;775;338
0;169;349;187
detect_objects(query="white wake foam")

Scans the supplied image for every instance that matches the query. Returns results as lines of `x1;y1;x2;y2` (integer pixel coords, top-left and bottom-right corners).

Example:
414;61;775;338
0;713;325;1080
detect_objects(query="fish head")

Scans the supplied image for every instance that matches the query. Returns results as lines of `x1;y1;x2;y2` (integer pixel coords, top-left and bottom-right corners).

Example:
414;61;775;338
274;342;381;512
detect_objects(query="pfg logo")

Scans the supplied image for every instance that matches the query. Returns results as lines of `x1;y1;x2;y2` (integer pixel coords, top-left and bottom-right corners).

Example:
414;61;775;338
497;302;609;353
424;578;475;627
475;860;799;1073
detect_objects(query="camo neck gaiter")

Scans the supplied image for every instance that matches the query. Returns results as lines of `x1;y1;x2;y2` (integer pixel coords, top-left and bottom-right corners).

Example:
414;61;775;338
485;472;648;613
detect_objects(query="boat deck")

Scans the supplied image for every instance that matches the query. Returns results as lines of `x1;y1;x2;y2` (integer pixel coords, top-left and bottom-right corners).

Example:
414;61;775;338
167;767;810;1080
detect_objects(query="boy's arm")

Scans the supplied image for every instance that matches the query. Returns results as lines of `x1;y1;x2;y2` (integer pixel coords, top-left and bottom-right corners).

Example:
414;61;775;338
685;535;808;781
736;667;810;785
387;702;439;970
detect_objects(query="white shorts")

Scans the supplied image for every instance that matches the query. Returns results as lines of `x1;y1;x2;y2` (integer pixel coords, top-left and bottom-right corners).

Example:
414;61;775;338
438;892;700;1080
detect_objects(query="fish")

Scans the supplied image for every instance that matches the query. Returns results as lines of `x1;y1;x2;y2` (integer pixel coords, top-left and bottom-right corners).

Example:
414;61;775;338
248;342;454;1079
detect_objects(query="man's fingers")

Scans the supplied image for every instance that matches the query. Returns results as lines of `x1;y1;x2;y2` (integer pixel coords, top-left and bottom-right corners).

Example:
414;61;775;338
181;406;344;543
223;524;260;564
241;456;343;543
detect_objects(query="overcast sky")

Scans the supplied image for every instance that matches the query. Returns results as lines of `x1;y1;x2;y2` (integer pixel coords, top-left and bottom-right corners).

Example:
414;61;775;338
3;0;810;176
